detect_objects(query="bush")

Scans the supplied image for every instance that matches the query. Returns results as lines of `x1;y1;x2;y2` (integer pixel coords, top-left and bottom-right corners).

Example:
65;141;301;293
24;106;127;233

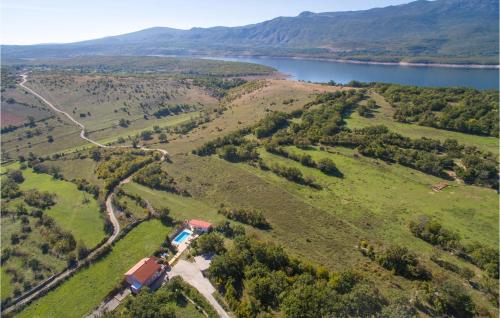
316;158;342;176
218;207;270;229
192;232;226;255
376;246;430;280
8;170;24;183
24;190;56;209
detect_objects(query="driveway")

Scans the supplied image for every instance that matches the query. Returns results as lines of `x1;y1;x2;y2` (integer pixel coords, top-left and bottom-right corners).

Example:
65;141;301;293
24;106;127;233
169;259;230;318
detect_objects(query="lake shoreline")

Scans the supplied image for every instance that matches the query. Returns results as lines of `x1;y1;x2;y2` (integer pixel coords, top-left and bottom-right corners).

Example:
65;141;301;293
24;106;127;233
204;55;500;70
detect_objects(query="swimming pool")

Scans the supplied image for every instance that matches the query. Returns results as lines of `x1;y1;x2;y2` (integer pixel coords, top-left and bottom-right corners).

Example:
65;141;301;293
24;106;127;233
173;229;192;245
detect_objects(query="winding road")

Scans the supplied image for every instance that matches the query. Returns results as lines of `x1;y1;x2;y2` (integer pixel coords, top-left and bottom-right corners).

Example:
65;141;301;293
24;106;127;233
2;73;168;315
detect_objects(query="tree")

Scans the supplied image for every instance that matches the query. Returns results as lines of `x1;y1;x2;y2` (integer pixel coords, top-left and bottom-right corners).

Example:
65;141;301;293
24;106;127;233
140;130;153;140
317;158;342;177
91;149;101;162
47;135;54;143
159;133;168;143
27;116;36;127
131;137;139;148
118;118;129;127
77;241;89;259
8;170;24;183
157;207;173;225
376;245;430;280
193;232;226;255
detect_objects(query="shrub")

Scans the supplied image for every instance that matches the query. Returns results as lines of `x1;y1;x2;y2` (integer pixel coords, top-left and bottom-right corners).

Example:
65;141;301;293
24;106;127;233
376;246;430;280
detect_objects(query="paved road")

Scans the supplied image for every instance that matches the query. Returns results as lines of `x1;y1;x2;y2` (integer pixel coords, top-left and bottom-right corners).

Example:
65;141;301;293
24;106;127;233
2;73;168;316
170;260;231;318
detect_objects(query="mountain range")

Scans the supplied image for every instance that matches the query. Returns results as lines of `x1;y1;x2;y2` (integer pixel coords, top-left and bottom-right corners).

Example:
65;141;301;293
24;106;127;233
2;0;499;65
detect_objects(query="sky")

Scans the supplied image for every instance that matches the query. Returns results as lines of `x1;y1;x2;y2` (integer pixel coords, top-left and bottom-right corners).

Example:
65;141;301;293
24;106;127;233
1;0;412;45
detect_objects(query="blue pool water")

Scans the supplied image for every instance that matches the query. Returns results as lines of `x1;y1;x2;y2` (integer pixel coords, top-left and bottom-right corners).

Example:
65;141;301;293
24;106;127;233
173;230;191;244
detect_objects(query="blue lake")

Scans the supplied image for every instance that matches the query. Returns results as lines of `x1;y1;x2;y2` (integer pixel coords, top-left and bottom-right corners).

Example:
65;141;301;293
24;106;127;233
209;56;499;89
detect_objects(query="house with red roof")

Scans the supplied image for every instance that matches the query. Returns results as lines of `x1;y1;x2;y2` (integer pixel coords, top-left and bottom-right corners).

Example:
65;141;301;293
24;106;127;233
124;257;164;293
187;219;213;233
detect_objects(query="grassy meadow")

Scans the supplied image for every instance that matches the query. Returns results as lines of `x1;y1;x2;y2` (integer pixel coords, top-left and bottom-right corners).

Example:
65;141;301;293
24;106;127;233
15;220;171;318
17;165;106;248
345;92;499;156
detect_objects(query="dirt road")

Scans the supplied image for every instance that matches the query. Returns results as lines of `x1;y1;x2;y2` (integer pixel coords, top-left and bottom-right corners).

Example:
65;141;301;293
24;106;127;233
2;73;168;316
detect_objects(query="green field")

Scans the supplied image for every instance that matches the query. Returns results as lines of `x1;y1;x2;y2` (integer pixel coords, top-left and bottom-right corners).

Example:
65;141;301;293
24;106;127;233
1;200;67;301
122;181;224;225
15;220;171;318
345;92;499;156
1;267;14;301
18;166;106;248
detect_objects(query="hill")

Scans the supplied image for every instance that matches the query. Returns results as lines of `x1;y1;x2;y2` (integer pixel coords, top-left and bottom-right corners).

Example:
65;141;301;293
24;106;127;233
2;0;498;65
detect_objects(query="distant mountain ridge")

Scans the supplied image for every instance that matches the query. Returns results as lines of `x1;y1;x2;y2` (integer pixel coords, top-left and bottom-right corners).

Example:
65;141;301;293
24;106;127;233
2;0;499;65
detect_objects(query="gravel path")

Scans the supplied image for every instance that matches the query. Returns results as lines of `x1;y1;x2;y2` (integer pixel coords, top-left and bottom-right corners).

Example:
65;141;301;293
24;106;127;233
170;260;231;318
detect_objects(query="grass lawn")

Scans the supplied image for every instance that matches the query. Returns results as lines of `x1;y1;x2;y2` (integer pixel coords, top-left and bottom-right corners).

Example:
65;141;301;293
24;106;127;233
122;181;224;225
152;152;498;313
345;92;499;157
1;267;14;301
15;220;171;318
1;200;67;300
17;165;106;248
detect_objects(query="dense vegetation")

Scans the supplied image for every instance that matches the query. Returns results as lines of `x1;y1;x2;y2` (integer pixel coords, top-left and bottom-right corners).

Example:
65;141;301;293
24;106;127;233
103;276;218;318
410;217;499;279
133;163;188;196
376;84;499;137
3;56;274;77
195;90;498;188
94;149;156;192
207;234;429;317
218;206;270;229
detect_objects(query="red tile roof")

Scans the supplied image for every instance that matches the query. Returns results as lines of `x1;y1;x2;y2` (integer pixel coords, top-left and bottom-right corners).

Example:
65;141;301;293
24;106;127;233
125;257;161;284
188;219;213;229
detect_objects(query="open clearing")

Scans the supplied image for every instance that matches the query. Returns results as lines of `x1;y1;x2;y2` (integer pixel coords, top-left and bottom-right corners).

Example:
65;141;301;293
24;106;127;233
18;165;106;248
15;220;171;318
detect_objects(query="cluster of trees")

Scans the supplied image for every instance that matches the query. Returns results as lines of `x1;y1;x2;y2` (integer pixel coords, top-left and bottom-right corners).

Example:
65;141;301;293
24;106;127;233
23;189;56;209
31;162;62;179
73;178;100;199
208;235;414;317
194;88;497;188
214;220;246;239
254;112;289;138
375;246;430;281
192;77;247;99
409;217;499;279
357;98;378;117
132;163;188;196
376;84;499;137
191;232;226;256
359;241;430;281
152;103;195;118
268;163;320;189
455;153;499;188
265;144;342;177
193;129;249;156
217;144;259;163
409;217;461;250
218;206;270;229
321;125;498;188
102;276;218;318
95;150;155;192
416;281;476;317
1;170;24;199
